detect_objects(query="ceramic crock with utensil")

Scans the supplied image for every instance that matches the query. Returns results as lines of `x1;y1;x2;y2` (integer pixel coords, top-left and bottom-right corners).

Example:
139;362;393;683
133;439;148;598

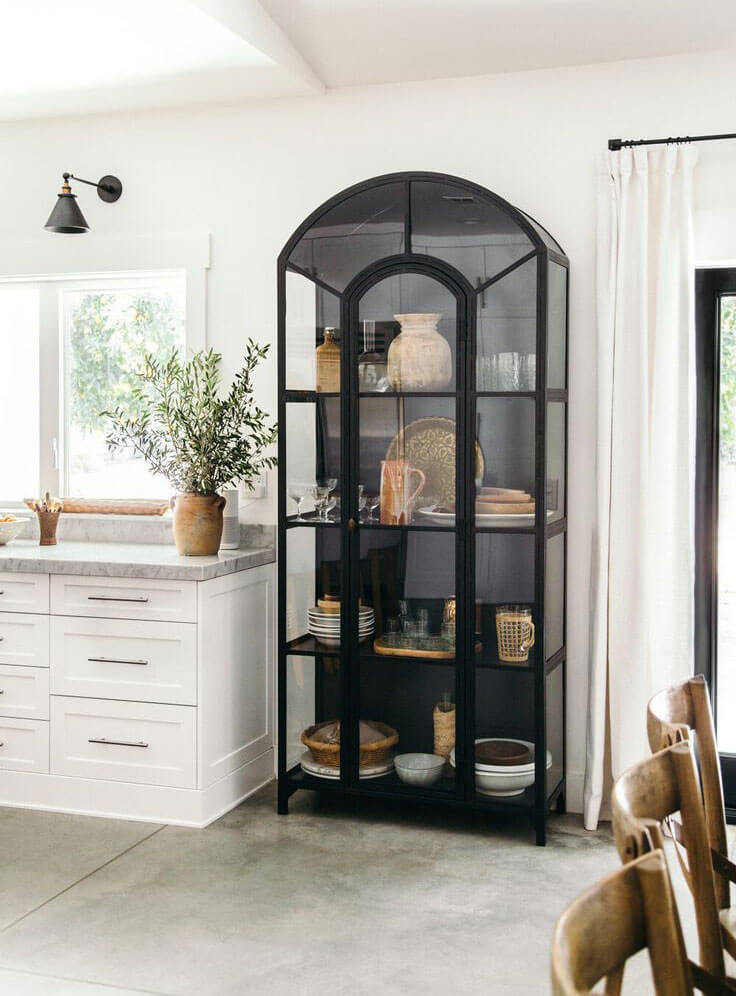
379;459;426;525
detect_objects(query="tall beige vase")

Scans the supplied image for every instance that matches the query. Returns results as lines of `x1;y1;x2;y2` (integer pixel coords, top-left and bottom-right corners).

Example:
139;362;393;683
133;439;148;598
387;313;452;391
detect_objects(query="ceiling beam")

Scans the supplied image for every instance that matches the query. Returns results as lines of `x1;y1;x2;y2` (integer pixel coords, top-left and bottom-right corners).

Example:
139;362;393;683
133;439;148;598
186;0;324;93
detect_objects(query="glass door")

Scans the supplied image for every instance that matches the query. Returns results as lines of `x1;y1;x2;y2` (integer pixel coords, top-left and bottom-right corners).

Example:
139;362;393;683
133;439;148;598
695;268;736;810
347;268;465;796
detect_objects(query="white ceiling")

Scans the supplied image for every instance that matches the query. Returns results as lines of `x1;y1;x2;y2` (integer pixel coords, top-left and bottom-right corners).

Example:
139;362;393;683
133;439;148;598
261;0;736;86
3;0;736;120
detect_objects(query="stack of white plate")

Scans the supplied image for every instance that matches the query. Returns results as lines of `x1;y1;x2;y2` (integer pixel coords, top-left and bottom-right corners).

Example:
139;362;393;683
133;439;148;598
307;605;374;648
300;750;394;780
449;738;552;797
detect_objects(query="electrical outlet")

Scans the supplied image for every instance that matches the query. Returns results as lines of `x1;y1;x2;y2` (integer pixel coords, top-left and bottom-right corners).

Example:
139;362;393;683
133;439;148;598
240;475;268;500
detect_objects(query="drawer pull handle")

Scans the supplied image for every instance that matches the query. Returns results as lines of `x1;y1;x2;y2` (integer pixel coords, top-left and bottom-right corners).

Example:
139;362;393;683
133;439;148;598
87;656;149;666
88;737;149;749
87;595;150;604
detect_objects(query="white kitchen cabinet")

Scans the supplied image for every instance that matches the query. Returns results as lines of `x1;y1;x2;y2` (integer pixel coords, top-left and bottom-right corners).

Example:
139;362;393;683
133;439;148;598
0;558;274;826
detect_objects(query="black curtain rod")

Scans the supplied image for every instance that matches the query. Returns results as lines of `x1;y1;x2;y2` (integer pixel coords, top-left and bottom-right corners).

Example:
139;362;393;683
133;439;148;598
608;132;736;151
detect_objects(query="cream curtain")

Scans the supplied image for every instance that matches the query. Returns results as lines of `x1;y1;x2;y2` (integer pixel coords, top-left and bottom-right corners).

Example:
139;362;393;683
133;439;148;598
585;146;697;830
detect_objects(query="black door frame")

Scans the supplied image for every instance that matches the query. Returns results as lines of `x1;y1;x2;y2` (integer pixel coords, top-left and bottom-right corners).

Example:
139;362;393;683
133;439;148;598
695;266;736;815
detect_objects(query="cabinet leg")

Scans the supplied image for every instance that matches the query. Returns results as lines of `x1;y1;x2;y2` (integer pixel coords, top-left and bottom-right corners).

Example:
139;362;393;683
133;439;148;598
535;816;546;847
556;791;566;815
277;785;289;816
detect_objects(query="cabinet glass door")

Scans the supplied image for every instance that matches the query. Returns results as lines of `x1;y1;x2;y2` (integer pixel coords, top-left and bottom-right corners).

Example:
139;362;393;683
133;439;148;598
350;270;462;794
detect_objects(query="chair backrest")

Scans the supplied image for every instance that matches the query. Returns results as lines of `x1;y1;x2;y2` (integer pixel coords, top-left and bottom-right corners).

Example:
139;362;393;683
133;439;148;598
551;850;692;995
611;741;725;979
647;674;729;910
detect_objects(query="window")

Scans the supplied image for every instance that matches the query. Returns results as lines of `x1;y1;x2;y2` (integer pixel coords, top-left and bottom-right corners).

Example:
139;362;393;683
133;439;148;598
0;271;186;503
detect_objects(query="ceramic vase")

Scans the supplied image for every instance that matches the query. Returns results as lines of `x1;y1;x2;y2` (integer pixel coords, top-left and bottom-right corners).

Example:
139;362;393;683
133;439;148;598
387;313;452;391
171;493;226;556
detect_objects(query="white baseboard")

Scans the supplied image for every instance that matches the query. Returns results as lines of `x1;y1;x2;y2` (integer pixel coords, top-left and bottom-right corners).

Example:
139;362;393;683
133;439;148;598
0;748;274;828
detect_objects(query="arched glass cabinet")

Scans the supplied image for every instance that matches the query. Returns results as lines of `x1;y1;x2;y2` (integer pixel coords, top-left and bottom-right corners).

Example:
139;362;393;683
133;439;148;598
277;172;568;845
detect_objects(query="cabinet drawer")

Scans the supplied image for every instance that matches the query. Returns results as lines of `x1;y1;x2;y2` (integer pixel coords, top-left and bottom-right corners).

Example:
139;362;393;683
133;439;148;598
0;665;49;720
0;573;49;614
51;576;197;623
0;717;49;773
50;697;196;788
50;617;196;705
0;613;49;668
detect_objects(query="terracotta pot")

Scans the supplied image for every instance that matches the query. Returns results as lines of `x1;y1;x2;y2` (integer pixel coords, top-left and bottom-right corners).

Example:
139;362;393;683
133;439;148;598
170;494;226;556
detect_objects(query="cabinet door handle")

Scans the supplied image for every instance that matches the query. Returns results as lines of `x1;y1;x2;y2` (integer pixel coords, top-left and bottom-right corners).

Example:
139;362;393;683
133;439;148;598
87;595;149;604
0;742;4;748
87;656;149;666
88;737;149;749
348;517;357;532
0;690;5;695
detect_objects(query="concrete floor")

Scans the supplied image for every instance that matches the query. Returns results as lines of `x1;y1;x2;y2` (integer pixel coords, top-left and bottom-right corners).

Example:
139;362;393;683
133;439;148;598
0;783;717;995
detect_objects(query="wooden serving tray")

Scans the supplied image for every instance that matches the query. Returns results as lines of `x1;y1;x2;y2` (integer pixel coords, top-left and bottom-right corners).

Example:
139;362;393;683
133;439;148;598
373;635;482;659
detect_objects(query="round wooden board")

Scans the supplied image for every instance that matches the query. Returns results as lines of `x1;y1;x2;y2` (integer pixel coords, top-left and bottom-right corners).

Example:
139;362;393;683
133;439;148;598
386;417;484;507
475;740;532;766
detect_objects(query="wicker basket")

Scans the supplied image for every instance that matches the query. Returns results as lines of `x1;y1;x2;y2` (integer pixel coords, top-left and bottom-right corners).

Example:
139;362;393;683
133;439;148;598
495;607;536;663
433;703;456;759
301;720;398;768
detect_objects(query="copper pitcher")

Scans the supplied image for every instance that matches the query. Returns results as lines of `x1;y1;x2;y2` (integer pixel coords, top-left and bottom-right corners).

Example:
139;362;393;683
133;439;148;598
379;459;426;525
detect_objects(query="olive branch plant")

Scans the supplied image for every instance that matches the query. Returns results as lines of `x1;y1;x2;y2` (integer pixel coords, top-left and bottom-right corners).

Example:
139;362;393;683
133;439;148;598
102;341;277;495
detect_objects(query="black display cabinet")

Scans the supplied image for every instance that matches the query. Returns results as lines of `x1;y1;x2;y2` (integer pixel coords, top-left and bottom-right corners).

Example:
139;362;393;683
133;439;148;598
277;172;568;844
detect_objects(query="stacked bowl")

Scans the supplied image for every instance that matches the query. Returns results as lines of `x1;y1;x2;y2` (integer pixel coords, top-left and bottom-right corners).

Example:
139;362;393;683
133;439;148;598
449;738;552;797
307;603;374;648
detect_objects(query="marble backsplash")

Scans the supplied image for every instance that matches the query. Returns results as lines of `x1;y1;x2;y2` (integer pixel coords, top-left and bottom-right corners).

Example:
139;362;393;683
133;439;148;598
4;512;274;549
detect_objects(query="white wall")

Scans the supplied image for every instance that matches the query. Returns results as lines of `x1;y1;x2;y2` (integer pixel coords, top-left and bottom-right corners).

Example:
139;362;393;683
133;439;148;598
4;47;736;813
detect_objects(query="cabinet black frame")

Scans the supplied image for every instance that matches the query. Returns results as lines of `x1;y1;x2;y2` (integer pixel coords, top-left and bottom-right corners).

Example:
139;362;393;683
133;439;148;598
276;172;569;845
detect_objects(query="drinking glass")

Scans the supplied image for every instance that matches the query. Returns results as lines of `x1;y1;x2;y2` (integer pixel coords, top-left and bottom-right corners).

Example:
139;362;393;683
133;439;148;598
416;608;430;636
358;485;368;521
309;484;329;520
288;483;311;521
328;496;340;521
368;493;380;522
498;352;520;391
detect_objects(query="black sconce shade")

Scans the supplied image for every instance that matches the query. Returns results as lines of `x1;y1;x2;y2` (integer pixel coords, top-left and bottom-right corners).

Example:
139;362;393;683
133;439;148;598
44;172;122;234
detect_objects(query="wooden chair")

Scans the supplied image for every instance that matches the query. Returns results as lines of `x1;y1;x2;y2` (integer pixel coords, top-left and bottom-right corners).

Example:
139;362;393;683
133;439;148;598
611;741;736;992
551;849;692;995
648;674;735;957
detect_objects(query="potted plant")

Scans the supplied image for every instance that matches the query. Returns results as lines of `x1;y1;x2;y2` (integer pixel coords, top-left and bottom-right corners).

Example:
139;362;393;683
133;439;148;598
103;341;277;556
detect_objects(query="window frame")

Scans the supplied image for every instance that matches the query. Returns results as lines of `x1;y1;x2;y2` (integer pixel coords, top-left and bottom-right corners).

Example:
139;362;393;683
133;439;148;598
694;266;736;815
0;233;209;507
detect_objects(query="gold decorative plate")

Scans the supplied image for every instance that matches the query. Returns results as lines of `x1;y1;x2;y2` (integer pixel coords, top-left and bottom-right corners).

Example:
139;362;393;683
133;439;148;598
385;417;484;507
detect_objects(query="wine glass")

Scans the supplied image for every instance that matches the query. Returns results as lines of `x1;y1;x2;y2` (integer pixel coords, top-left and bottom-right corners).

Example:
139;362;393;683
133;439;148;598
358;485;368;522
288;483;310;521
368;493;380;523
309;484;329;521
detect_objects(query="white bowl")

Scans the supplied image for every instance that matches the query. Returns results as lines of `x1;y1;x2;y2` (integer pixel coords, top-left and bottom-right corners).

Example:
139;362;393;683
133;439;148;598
449;740;552;797
394;753;445;787
0;518;29;545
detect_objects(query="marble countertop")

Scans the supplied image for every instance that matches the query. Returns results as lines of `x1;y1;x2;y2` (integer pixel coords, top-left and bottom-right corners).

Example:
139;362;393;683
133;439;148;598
0;540;275;582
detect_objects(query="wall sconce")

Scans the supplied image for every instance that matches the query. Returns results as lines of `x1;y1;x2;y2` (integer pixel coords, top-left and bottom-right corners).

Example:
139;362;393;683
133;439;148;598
44;172;123;234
